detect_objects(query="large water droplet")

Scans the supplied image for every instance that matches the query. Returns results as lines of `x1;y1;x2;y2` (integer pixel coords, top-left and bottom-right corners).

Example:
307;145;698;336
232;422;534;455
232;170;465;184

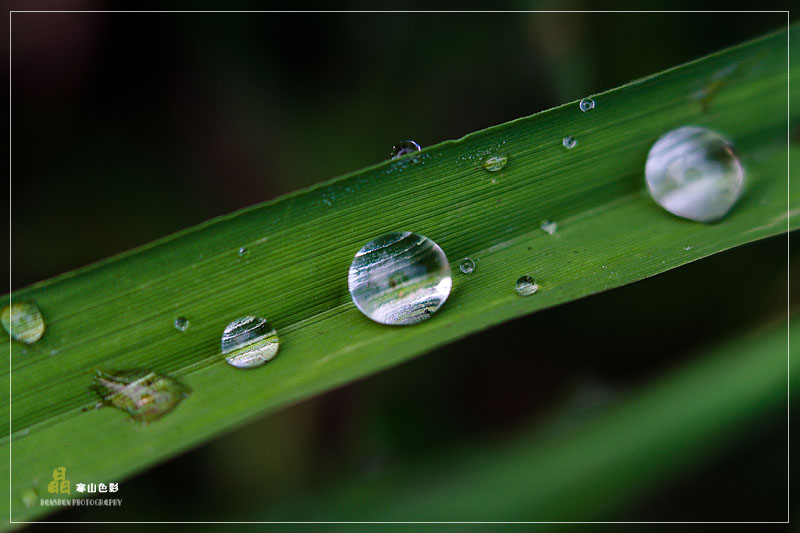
482;154;508;172
645;126;744;222
2;302;45;344
21;488;38;508
174;317;189;332
515;275;539;296
93;369;190;423
348;232;452;325
391;140;421;159
221;316;280;369
579;97;595;112
459;257;475;274
541;220;558;234
562;136;577;149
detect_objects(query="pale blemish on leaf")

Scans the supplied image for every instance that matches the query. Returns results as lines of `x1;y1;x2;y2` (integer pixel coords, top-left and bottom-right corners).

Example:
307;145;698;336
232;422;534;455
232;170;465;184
93;369;190;423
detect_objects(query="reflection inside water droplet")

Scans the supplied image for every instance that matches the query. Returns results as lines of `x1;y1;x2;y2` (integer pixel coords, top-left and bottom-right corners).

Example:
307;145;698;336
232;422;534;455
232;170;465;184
459;257;475;274
348;232;452;325
2;301;45;344
482;154;508;172
515;275;539;296
645;126;744;222
93;369;190;423
562;136;577;149
174;317;189;332
221;316;280;369
391;140;421;159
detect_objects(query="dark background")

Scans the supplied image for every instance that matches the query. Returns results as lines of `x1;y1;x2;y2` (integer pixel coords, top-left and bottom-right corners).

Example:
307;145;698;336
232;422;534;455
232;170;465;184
9;5;796;525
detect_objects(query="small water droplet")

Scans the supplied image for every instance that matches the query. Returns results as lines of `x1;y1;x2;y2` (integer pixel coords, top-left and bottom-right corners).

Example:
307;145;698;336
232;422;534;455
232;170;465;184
391;140;421;159
2;301;45;344
93;369;190;423
174;317;189;332
221;316;280;369
515;275;539;296
562;136;577;149
684;245;693;251
645;126;744;222
579;97;595;112
459;257;475;274
482;154;508;172
238;247;248;257
348;232;452;325
540;220;558;234
20;488;38;508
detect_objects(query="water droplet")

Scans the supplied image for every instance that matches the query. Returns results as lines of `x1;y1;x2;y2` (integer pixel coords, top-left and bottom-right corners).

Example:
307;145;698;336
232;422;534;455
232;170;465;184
174;317;189;332
579;97;595;112
684;245;693;251
645;126;744;222
459;257;475;274
515;275;539;296
541;220;558;234
20;488;38;508
482;154;508;172
348;232;452;325
562;136;577;149
391;140;421;159
2;301;45;344
221;316;280;369
238;247;248;257
93;369;190;423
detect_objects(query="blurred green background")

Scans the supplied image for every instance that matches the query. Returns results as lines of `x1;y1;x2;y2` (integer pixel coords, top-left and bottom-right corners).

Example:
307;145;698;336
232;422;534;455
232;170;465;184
10;6;795;525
